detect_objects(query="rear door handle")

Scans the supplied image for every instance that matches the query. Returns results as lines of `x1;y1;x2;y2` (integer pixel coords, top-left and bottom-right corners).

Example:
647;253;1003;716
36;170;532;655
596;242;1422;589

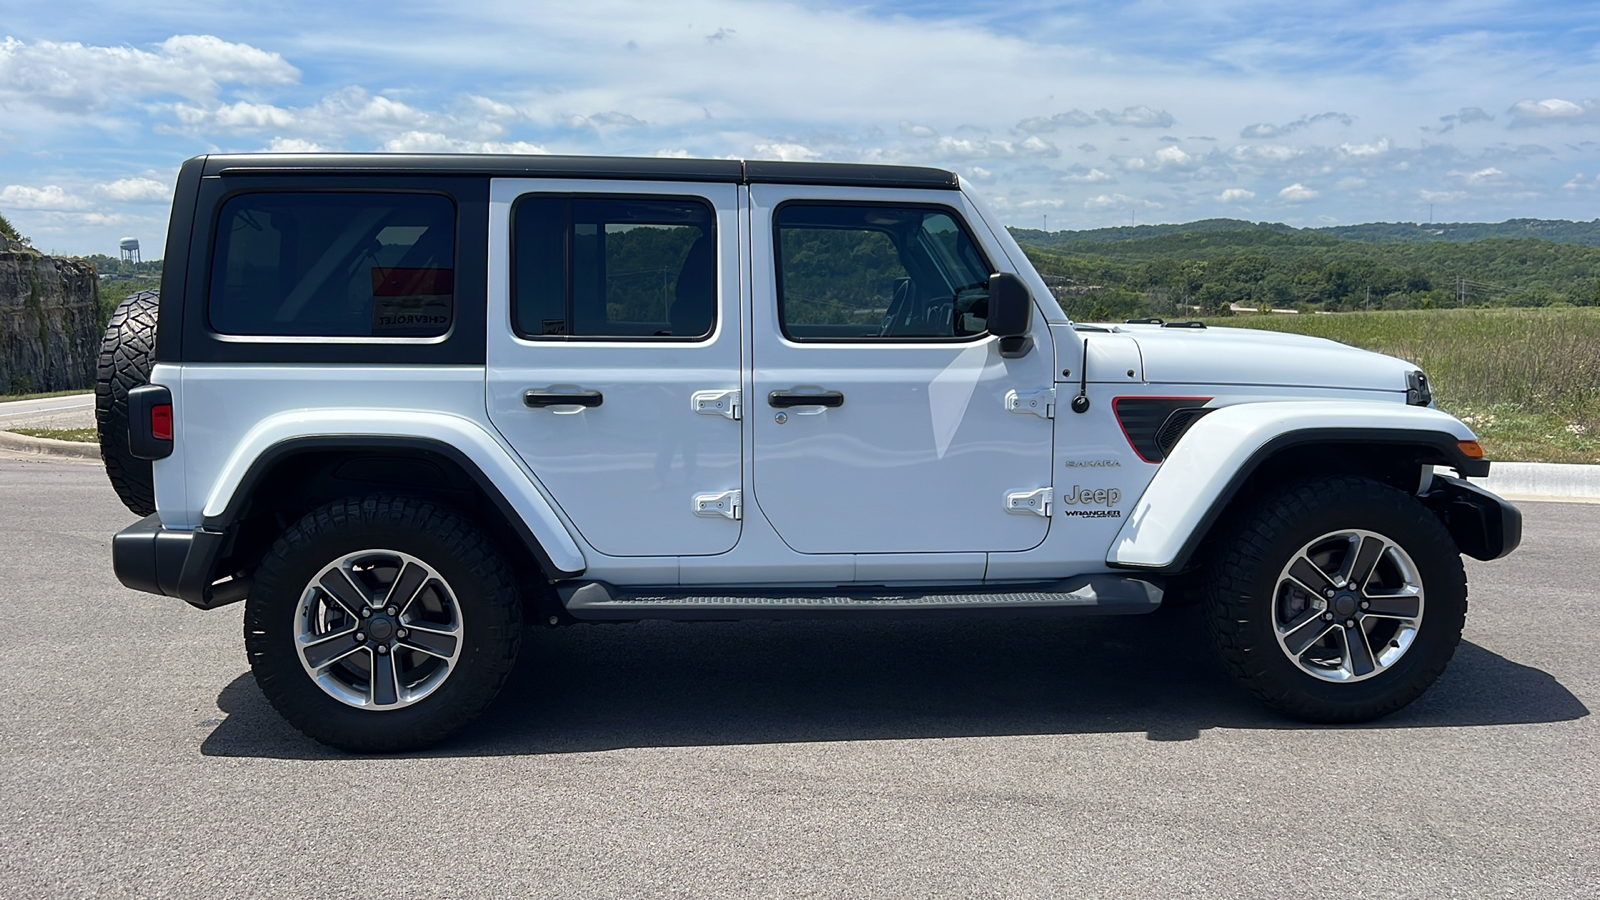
768;390;844;409
524;390;604;410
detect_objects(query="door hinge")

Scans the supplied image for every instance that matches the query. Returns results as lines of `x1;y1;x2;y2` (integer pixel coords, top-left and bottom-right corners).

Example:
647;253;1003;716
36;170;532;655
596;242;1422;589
693;490;742;520
1005;388;1055;419
1004;487;1053;517
691;389;741;420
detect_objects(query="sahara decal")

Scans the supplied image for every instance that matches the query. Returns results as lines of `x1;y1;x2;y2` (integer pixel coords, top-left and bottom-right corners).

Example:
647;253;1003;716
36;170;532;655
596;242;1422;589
1063;459;1122;469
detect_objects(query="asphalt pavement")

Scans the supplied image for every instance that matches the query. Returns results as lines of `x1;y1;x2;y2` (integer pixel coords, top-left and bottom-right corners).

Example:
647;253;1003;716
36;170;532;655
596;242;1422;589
0;456;1594;898
0;392;95;431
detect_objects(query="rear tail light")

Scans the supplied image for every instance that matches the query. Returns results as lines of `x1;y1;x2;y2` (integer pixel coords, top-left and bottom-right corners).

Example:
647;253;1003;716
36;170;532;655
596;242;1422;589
126;384;174;460
150;404;173;442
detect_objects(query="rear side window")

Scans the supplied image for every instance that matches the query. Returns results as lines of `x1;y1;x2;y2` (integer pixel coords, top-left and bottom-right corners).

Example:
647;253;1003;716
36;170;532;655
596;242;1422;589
209;192;456;337
512;196;715;340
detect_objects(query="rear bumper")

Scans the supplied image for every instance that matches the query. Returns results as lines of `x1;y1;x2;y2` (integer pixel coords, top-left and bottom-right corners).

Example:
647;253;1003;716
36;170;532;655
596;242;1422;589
112;515;243;609
1423;474;1523;561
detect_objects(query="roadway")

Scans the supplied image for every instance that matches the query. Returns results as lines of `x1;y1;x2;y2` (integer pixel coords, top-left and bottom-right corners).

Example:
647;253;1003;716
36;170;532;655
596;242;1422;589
0;456;1593;898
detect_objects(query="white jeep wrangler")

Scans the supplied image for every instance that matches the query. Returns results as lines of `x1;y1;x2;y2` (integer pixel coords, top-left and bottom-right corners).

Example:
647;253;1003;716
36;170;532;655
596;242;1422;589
102;154;1521;751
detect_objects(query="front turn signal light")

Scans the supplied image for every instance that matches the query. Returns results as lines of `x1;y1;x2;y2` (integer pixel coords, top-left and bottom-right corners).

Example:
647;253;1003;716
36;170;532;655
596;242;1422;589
1458;440;1485;459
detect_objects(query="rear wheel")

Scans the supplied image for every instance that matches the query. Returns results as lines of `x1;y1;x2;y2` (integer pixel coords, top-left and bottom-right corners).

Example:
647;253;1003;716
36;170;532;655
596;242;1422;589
95;290;160;516
1205;476;1466;722
245;495;523;752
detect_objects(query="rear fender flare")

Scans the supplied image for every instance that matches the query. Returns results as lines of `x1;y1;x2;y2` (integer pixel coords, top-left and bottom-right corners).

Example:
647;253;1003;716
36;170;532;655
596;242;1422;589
201;409;587;577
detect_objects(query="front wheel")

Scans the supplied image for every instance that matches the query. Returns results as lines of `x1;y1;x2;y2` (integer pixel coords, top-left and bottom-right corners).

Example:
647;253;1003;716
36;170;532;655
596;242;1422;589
245;496;523;752
1205;476;1467;723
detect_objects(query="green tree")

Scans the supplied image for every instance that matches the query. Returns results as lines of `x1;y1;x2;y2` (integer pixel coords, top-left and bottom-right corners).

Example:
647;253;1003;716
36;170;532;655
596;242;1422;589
0;211;26;244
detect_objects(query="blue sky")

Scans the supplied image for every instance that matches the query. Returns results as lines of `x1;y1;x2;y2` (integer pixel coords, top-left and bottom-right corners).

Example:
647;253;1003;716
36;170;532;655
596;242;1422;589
3;0;1600;256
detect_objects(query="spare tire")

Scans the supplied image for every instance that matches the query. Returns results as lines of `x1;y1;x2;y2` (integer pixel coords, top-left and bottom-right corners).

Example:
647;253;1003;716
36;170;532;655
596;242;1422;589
96;290;160;516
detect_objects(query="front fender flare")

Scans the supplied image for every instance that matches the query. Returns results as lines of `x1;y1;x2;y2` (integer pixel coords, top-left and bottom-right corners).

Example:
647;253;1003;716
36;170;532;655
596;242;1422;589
1106;401;1484;572
201;409;587;577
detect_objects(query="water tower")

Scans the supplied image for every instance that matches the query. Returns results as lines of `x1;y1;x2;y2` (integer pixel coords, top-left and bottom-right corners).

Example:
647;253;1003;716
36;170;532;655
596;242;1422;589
119;237;140;264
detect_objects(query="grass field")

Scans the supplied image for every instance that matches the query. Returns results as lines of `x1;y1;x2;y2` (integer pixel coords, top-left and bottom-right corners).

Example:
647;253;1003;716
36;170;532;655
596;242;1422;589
7;427;96;443
0;389;90;404
1211;307;1600;463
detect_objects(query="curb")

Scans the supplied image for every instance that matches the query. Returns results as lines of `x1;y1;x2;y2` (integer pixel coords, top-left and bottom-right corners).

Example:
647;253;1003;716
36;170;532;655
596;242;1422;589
1463;461;1600;504
0;429;101;461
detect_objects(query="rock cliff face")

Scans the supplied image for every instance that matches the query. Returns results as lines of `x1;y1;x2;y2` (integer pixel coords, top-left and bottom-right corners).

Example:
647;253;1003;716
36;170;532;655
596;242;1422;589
0;241;100;395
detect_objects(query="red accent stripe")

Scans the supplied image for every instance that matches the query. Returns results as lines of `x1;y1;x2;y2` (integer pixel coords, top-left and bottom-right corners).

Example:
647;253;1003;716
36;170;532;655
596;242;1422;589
370;267;454;296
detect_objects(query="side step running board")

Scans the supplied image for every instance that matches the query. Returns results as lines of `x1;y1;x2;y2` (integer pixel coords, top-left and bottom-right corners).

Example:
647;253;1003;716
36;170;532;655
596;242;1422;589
557;575;1163;621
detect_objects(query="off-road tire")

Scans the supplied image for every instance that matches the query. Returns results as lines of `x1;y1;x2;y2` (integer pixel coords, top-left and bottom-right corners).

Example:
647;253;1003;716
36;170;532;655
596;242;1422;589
1204;476;1467;723
95;290;160;516
245;495;523;753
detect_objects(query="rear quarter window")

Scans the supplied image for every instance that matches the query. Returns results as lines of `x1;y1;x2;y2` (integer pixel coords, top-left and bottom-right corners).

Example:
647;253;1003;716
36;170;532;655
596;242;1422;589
208;192;456;338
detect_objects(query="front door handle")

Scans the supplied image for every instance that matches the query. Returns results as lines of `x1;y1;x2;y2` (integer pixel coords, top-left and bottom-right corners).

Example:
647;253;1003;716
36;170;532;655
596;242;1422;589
768;390;844;409
524;389;604;410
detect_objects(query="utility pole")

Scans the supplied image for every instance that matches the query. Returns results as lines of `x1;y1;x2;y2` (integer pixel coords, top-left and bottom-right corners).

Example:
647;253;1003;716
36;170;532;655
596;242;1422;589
1365;286;1370;312
1043;213;1048;233
1457;276;1465;307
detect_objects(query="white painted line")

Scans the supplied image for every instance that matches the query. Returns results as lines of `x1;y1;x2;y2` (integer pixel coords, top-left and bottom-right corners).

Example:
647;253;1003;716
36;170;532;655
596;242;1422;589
0;399;96;419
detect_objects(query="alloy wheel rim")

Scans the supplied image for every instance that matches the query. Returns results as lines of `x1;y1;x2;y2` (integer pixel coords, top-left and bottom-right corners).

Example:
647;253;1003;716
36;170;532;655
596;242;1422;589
1271;529;1425;684
294;549;464;709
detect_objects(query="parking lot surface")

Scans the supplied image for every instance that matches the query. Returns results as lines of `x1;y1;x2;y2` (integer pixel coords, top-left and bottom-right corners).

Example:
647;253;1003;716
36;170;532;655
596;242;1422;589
0;456;1594;898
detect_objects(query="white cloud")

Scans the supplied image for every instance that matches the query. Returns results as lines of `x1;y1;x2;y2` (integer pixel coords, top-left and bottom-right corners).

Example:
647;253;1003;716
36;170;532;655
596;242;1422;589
1019;198;1066;209
1508;98;1599;125
1153;145;1198;168
96;178;170;203
1278;183;1320;202
570;111;648;130
1097;106;1174;128
1084;193;1159;210
1217;188;1255;202
1016;111;1097;133
1018;135;1059;157
1419;189;1468;202
264;137;328;152
1230;144;1304;164
381;132;547;154
174;100;297;131
751;141;820;161
930;137;1019;160
0;184;90;210
1338;138;1390;158
0;34;297;113
899;121;937;138
1240;112;1352;139
1564;174;1599;192
1060;167;1114;184
1464;167;1506;185
966;166;995;184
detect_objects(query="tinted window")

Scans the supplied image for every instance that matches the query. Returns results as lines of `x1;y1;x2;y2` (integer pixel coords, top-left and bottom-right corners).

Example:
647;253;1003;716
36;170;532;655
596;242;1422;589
209;192;456;337
513;196;715;339
775;204;993;341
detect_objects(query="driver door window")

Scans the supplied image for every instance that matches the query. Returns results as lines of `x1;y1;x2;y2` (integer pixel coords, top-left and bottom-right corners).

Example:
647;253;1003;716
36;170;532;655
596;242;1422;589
775;204;992;341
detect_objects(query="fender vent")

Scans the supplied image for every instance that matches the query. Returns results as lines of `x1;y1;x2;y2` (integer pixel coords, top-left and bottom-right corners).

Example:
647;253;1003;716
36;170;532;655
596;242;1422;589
1113;397;1213;463
1155;407;1214;457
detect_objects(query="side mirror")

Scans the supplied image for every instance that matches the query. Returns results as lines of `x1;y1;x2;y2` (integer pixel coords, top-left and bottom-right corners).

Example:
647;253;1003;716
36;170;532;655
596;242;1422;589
986;272;1033;358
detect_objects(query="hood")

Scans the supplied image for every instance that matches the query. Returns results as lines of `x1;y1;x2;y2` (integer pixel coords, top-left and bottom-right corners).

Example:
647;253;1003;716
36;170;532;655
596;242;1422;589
1108;323;1417;393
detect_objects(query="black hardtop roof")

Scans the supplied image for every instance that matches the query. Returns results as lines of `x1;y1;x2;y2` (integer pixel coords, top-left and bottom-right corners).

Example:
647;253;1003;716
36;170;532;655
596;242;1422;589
199;153;960;190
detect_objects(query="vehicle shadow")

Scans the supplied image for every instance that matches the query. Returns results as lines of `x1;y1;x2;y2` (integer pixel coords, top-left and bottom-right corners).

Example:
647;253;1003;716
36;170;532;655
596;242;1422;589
200;606;1589;759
